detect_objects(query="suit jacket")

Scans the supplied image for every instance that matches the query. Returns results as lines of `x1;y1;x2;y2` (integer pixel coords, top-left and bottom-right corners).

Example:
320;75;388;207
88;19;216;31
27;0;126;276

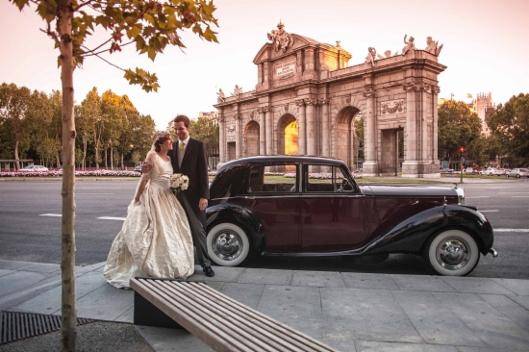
171;138;209;214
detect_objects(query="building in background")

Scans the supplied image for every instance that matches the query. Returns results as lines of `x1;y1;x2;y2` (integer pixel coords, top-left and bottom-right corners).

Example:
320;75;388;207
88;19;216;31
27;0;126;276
215;23;446;177
473;93;494;136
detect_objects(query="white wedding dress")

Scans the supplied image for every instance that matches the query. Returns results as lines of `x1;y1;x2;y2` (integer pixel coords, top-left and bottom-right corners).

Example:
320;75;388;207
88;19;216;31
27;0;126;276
104;152;195;289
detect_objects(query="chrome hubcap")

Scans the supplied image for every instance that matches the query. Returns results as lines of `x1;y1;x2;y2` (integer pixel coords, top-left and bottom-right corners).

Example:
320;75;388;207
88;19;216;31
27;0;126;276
436;238;470;271
212;230;243;261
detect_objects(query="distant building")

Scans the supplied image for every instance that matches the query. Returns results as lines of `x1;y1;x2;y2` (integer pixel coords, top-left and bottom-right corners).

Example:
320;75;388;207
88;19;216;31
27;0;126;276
473;93;494;135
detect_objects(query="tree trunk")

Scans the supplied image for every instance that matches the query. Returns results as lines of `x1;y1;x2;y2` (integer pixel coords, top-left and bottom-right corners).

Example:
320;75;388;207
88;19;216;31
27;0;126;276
94;138;100;169
82;135;87;170
58;4;77;351
121;153;124;170
110;143;114;170
104;146;108;169
14;139;20;170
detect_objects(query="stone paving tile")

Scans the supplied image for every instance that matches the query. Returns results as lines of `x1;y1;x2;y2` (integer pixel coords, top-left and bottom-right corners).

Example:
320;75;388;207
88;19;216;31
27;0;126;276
391;274;455;292
237;268;293;285
479;294;529;329
321;288;422;343
393;290;484;347
219;282;264;309
74;283;133;321
15;269;108;314
0;270;50;297
492;278;529;296
356;340;458;352
136;325;213;352
188;265;244;283
433;292;529;351
320;325;357;352
291;270;346;288
0;269;12;278
508;294;529;311
456;346;510;352
258;285;323;339
16;262;60;274
341;272;399;290
115;306;134;323
441;277;515;295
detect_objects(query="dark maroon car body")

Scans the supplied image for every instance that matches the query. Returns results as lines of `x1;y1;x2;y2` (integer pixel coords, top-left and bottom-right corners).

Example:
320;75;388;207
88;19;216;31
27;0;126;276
206;156;494;261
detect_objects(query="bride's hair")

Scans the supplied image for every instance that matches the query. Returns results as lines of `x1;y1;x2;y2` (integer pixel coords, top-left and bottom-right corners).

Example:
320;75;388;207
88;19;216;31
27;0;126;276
153;132;171;152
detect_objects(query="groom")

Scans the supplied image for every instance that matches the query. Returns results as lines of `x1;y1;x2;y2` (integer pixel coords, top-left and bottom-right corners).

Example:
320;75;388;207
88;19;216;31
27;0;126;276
171;115;215;277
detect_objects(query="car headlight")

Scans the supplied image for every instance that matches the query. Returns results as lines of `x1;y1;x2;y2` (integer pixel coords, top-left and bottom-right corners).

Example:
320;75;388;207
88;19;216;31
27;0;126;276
455;186;465;205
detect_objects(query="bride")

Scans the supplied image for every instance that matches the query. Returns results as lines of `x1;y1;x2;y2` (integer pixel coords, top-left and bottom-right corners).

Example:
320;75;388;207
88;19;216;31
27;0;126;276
104;132;195;288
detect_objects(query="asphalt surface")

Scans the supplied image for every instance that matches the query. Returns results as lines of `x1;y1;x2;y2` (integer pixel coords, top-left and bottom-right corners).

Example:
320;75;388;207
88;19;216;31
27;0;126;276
1;178;528;279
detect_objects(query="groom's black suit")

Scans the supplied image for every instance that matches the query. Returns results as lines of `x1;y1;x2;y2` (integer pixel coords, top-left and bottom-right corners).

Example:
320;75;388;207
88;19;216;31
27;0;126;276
171;138;211;267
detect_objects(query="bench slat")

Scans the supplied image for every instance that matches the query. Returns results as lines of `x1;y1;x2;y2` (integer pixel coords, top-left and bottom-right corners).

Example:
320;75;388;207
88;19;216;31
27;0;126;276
154;279;284;352
163;280;306;352
187;282;335;352
132;279;258;352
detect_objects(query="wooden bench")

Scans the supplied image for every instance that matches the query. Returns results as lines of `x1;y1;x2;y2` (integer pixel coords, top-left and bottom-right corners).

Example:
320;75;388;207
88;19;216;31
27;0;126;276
130;277;337;352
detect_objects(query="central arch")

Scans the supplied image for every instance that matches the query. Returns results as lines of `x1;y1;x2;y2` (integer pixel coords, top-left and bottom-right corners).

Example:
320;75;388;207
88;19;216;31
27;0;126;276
335;106;360;169
277;114;298;155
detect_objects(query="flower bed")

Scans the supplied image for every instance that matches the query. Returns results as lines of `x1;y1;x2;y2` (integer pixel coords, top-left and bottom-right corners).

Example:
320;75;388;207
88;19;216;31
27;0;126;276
0;169;141;177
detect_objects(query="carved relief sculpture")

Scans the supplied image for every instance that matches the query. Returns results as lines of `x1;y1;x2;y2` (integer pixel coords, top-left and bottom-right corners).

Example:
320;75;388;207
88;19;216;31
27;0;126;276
425;36;443;56
402;34;415;55
364;47;377;66
267;21;293;53
381;99;406;114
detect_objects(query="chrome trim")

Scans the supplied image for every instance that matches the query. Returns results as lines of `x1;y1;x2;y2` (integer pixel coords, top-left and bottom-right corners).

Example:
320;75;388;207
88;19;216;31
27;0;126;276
487;248;498;258
454;186;465;205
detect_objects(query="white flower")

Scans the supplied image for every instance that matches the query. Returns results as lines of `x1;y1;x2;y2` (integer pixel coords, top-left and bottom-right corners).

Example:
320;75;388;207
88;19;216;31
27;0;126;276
170;173;189;191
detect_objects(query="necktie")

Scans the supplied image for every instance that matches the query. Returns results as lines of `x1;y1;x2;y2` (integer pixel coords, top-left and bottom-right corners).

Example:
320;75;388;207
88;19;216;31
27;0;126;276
178;141;185;167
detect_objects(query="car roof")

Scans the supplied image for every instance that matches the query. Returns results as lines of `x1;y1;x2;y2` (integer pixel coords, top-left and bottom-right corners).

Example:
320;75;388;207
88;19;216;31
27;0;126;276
218;155;348;171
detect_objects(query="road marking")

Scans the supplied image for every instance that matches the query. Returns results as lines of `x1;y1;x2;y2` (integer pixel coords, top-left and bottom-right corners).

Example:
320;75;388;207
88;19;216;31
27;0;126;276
479;209;499;213
495;228;529;233
39;213;62;217
466;196;490;199
98;216;126;221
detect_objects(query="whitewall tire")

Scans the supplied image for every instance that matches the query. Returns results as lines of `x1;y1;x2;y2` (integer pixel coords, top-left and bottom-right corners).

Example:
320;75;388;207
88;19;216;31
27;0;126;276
426;229;480;276
207;223;250;266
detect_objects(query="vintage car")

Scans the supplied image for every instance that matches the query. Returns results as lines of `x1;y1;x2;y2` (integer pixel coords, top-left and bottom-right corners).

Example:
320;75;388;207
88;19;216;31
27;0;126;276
206;156;497;276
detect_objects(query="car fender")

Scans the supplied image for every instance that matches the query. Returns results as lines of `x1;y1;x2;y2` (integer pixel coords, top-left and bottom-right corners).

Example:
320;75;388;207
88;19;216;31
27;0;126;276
366;204;494;255
206;201;264;251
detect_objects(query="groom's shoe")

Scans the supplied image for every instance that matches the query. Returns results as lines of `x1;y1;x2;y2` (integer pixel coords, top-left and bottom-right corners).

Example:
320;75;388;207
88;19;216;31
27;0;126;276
202;265;215;277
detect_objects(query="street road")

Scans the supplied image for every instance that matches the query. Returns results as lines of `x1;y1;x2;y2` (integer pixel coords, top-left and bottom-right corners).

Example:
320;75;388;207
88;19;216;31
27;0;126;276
1;179;528;278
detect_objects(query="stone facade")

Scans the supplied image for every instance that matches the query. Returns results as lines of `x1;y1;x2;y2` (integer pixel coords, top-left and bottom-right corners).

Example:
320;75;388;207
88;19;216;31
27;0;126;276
215;24;446;177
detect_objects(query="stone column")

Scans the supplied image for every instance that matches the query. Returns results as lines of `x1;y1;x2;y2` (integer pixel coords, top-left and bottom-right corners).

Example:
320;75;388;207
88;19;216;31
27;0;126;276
306;99;316;156
320;99;330;157
235;112;242;159
296;99;306;155
218;111;225;162
402;83;419;177
259;108;266;155
432;86;440;166
362;88;378;175
265;107;273;155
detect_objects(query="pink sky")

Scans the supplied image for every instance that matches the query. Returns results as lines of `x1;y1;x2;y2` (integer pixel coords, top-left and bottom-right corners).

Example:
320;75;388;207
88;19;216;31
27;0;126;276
1;0;528;129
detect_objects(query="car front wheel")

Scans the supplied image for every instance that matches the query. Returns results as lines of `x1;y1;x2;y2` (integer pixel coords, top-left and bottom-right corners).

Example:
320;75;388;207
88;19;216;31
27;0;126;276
426;229;480;276
207;223;250;266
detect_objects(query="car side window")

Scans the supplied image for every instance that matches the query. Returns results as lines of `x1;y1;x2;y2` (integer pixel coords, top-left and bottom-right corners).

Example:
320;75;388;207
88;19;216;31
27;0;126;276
305;165;355;193
248;164;297;194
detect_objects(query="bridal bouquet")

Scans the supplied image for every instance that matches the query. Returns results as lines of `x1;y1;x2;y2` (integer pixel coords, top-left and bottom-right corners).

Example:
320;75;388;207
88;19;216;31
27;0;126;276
170;173;189;195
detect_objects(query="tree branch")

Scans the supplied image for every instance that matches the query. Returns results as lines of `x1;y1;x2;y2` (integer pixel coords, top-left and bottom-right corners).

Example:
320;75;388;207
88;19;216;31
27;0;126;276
74;0;95;11
80;40;136;57
81;45;125;71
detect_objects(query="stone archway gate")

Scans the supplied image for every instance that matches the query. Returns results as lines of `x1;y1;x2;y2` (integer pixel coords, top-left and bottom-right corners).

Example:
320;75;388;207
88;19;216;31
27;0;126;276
215;24;446;177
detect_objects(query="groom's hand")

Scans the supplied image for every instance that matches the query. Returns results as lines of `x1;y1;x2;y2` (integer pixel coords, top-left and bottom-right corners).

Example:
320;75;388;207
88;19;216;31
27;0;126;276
199;198;208;211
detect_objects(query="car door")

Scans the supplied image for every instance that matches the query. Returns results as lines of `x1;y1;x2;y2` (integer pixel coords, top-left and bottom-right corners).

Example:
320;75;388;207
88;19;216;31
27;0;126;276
300;164;368;251
246;162;302;252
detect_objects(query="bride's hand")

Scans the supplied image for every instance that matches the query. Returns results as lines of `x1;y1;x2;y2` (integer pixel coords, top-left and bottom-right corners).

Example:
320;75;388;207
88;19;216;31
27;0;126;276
134;197;141;205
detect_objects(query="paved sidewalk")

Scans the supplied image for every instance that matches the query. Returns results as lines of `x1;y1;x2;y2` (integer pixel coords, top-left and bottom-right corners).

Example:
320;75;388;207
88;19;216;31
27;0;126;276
1;259;529;352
